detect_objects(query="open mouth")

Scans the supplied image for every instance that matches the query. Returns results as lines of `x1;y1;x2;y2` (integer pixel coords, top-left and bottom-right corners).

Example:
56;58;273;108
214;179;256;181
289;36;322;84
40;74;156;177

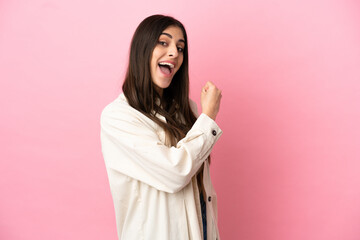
158;62;174;75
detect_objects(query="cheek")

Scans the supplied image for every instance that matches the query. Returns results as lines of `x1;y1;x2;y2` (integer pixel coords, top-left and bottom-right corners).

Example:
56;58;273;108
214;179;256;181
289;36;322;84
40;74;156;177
177;56;184;71
150;48;160;67
150;57;158;74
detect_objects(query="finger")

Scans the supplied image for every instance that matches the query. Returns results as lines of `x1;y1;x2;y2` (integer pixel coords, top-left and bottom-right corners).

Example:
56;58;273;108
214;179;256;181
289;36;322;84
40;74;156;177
203;84;210;92
206;82;215;89
205;81;215;88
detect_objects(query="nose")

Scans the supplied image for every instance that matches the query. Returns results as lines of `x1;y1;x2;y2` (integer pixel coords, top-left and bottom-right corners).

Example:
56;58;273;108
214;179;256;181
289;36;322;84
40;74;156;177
168;44;178;58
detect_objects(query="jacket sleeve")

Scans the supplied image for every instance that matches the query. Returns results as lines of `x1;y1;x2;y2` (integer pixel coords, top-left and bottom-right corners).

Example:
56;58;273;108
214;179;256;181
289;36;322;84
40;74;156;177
100;101;222;193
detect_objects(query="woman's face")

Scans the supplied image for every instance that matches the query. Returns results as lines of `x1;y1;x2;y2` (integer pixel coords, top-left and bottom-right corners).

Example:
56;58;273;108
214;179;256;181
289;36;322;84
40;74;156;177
150;25;185;95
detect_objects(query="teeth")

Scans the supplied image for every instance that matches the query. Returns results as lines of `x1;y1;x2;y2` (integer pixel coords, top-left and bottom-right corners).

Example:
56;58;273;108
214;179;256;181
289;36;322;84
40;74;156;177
159;62;174;69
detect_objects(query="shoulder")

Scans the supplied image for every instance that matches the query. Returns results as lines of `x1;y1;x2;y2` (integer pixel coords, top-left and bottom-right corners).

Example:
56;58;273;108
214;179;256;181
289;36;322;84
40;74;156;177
101;93;130;118
101;93;147;127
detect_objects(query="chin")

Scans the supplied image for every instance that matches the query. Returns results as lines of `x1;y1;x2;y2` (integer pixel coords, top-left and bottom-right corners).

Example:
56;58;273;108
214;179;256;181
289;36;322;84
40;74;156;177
161;83;172;89
155;79;172;89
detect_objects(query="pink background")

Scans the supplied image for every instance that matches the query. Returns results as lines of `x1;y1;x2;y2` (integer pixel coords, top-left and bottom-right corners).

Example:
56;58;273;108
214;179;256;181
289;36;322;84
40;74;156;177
1;0;360;239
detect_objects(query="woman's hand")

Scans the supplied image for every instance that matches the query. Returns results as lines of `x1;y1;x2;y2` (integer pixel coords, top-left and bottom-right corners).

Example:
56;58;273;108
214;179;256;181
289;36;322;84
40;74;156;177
201;81;222;121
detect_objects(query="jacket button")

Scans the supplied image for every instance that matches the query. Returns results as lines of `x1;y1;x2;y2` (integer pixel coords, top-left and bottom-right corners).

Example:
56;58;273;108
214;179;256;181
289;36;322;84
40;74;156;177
212;130;217;136
208;196;212;202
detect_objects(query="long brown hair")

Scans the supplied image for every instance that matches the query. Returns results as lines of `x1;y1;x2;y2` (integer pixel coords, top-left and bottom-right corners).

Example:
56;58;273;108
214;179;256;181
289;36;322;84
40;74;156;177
122;15;197;146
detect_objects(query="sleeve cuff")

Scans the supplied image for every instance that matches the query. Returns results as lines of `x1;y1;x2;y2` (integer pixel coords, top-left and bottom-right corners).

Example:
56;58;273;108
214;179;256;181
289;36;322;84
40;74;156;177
192;113;223;143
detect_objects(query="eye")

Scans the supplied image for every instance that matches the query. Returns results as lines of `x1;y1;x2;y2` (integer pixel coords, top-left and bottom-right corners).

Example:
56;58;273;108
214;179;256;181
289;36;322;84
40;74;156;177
158;41;167;46
177;47;184;52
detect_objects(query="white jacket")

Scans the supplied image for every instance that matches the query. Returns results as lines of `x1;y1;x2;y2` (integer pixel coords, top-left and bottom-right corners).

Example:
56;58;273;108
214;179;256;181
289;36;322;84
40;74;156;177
100;93;222;240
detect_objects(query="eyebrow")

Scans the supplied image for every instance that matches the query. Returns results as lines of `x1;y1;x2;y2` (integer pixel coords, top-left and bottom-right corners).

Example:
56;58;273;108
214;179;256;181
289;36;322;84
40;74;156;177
160;32;185;43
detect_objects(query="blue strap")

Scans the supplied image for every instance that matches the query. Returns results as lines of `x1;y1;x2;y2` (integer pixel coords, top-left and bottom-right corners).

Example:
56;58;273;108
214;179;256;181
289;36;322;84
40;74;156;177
199;191;207;240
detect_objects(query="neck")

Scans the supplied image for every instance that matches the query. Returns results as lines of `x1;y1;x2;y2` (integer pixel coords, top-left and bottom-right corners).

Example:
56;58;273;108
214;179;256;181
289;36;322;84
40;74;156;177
154;86;163;97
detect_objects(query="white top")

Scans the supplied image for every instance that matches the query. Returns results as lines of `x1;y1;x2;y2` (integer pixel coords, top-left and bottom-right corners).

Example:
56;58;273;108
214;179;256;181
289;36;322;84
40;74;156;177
100;93;222;240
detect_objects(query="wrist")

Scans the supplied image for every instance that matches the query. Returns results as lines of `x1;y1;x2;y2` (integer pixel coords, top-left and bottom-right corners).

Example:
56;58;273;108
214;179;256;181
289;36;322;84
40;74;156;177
202;111;216;121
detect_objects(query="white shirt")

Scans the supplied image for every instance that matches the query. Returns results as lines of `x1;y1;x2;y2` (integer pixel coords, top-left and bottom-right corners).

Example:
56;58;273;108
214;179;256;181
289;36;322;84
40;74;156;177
100;93;222;240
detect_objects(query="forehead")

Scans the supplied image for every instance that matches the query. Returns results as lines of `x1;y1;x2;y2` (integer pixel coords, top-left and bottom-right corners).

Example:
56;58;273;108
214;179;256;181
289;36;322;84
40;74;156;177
160;26;185;41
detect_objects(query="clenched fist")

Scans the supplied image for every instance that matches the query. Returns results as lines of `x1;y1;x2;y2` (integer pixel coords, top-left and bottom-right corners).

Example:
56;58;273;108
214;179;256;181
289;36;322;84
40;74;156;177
201;81;222;121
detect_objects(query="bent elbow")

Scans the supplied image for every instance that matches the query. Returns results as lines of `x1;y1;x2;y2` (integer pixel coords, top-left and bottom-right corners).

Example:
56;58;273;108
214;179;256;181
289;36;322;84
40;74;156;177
161;169;195;193
164;179;191;193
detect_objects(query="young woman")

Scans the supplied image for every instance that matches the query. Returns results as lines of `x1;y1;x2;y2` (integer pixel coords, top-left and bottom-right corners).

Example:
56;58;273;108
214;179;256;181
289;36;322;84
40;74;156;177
100;14;222;240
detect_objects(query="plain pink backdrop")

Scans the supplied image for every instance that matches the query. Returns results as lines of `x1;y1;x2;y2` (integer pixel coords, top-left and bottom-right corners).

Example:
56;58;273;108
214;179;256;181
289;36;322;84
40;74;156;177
1;0;360;239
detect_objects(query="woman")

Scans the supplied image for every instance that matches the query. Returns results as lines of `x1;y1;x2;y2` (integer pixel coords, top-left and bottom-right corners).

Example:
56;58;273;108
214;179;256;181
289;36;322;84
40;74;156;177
100;14;222;240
